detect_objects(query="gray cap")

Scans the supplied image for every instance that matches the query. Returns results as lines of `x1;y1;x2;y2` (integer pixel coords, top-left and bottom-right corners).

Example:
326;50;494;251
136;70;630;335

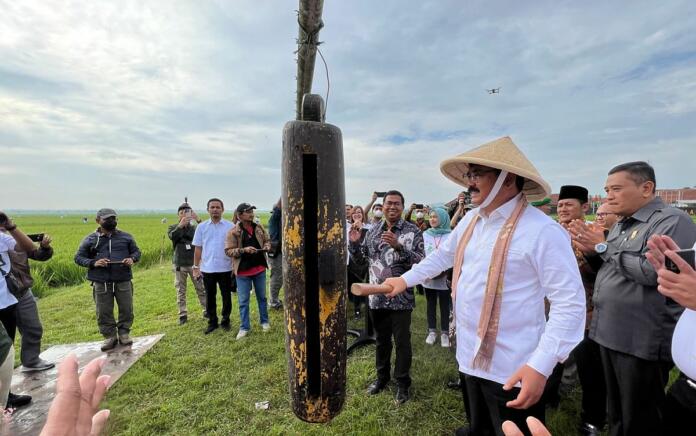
96;208;117;219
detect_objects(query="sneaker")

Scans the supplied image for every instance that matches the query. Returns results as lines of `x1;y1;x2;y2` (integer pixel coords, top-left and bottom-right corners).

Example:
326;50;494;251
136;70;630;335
261;323;271;332
6;392;32;409
440;333;450;348
236;329;249;340
119;333;133;346
179;315;188;325
425;331;437;345
21;359;55;372
100;337;118;351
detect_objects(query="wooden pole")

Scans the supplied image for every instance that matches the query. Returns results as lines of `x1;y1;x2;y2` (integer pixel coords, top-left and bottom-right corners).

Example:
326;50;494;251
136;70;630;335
295;0;324;120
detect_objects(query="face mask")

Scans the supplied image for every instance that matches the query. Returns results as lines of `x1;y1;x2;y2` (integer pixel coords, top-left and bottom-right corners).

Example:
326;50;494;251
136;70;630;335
374;210;383;218
101;220;117;231
254;217;260;224
415;212;424;219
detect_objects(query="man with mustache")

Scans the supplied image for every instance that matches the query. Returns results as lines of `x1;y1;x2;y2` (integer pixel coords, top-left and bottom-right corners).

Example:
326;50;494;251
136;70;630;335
383;137;585;435
75;209;141;351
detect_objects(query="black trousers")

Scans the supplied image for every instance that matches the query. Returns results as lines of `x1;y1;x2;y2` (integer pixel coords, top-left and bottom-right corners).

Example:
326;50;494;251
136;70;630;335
0;304;17;341
541;362;563;408
347;270;366;314
663;373;696;436
424;287;451;331
202;271;233;326
599;345;672;436
459;372;545;436
371;309;412;388
574;335;606;428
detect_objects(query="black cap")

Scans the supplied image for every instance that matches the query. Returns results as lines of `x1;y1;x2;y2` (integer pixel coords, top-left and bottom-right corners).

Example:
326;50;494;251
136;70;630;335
96;208;117;219
236;203;256;213
558;185;589;203
178;202;191;212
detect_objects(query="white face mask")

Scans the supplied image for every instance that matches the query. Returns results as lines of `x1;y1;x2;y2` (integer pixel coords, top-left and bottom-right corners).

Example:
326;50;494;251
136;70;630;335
254;217;260;224
415;211;424;219
374;210;384;218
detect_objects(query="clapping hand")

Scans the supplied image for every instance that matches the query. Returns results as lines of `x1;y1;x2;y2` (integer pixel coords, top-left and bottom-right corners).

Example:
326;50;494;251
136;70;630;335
567;219;605;254
380;230;401;250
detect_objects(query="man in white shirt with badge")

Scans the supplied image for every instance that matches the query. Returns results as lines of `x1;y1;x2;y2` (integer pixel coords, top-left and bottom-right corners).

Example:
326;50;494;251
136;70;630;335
383;137;586;435
192;198;235;335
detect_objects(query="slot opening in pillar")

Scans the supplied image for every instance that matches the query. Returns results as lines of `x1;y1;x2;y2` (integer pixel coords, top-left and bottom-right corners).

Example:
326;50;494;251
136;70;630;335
303;153;321;397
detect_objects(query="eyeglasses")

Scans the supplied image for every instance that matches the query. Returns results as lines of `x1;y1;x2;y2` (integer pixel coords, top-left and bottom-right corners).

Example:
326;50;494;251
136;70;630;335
464;169;496;183
596;212;616;218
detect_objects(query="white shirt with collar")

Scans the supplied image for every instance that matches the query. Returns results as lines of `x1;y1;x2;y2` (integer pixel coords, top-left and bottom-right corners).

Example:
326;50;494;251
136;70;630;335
0;232;19;309
192;218;234;273
401;193;585;384
671;241;696;381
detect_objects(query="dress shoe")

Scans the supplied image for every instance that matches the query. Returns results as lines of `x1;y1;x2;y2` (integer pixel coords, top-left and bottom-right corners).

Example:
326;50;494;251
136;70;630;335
119;333;133;346
179;315;187;325
447;379;462;390
204;324;218;334
101;337;118;351
366;379;388;395
579;422;602;436
394;386;409;404
221;322;231;331
21;359;55;372
6;392;32;409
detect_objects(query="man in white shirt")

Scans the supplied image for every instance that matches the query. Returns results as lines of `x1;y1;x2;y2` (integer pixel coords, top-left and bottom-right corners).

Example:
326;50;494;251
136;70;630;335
383;137;585;435
192;199;235;335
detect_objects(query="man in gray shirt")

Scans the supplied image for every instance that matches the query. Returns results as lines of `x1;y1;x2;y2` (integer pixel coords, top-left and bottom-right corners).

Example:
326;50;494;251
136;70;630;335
569;161;696;436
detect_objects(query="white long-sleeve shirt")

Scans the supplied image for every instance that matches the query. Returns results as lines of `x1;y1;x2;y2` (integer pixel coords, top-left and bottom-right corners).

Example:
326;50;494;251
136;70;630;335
401;194;585;384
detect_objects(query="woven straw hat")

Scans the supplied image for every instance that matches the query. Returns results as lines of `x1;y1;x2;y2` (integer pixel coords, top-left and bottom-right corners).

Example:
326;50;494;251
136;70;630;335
440;136;551;201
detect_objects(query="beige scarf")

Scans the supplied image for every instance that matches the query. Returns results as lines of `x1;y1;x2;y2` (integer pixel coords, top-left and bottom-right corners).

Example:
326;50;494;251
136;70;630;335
451;196;528;371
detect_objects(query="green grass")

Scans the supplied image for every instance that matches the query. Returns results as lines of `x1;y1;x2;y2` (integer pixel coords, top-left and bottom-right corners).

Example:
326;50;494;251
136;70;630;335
36;263;584;435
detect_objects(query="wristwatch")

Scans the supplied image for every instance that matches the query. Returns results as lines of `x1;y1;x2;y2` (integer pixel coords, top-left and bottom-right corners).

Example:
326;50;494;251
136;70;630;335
594;242;608;254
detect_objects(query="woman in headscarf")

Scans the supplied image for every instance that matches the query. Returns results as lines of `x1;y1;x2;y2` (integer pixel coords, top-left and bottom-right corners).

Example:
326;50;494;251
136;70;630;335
422;206;452;347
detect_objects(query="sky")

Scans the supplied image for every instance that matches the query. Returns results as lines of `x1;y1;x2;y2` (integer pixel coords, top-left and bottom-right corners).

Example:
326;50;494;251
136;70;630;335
2;0;696;211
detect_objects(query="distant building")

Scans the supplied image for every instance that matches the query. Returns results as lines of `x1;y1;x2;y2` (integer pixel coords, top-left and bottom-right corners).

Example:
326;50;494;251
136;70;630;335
547;187;696;214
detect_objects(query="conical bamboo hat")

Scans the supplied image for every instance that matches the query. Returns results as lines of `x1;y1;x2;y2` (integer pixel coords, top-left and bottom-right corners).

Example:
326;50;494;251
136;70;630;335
440;136;551;201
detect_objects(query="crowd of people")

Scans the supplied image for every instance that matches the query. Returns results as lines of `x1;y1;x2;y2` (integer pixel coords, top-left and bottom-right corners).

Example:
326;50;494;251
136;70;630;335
0;135;695;436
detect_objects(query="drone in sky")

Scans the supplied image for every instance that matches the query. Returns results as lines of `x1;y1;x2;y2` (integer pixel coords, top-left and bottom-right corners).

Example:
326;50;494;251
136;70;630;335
486;87;501;94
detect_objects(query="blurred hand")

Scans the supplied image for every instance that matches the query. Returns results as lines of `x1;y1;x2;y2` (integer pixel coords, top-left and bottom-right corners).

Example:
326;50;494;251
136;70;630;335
408;203;416;211
41;234;52;248
122;258;134;266
383;277;407;298
178;216;191;228
40;354;111;436
244;247;257;254
503;365;547;409
371;192;378;201
191;211;200;222
94;258;109;268
646;234;680;272
349;228;362;242
502;417;551;436
380;231;401;250
192;268;202;280
458;192;466;205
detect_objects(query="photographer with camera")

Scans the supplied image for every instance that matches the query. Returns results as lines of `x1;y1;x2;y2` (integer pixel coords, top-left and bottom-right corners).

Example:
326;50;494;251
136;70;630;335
0;211;39;408
405;203;430;232
364;192;385;227
168;202;207;325
74;208;141;352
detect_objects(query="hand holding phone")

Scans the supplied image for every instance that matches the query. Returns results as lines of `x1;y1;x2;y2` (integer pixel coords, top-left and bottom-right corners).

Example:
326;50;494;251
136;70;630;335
665;249;696;274
28;233;45;243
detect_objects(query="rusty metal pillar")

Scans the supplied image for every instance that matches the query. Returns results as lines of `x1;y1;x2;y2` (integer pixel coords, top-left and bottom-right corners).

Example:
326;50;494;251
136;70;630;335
282;94;347;423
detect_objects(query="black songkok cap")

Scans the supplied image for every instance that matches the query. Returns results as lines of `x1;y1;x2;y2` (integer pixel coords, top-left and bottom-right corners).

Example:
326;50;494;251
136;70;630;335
558;185;589;203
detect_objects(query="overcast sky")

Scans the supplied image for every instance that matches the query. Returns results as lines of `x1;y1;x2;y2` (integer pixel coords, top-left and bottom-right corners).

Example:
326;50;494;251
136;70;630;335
2;0;696;211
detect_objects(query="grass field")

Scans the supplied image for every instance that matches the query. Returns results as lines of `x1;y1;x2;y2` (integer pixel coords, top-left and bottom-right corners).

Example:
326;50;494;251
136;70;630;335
11;213;696;434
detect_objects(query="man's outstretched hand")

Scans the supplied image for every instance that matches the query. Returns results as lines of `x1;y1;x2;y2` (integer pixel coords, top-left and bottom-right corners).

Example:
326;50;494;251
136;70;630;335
382;277;408;298
40;354;111;436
